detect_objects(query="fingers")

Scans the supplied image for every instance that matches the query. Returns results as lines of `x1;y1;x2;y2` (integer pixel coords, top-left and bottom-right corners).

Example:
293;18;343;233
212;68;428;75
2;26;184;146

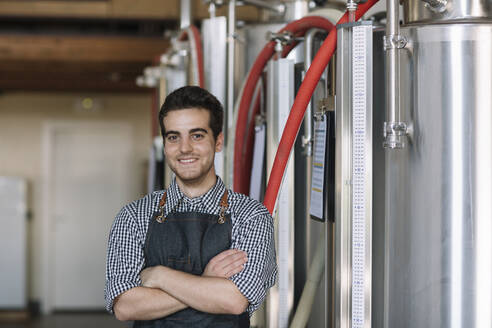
140;269;151;286
223;255;248;278
203;249;248;278
139;266;165;288
209;249;247;268
225;263;245;278
215;251;247;278
210;249;244;262
216;250;247;269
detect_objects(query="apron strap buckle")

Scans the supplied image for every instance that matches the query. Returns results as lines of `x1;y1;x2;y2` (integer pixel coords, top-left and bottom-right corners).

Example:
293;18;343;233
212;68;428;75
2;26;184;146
217;190;229;224
156;191;167;223
155;208;167;223
218;207;226;224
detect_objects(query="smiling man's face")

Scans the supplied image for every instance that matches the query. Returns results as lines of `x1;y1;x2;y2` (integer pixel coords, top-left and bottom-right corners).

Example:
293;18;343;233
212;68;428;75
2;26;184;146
163;108;223;189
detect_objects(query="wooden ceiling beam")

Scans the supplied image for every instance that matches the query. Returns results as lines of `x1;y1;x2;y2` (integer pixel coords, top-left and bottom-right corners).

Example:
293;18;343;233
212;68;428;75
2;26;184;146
0;34;169;62
0;1;111;18
0;61;152;92
0;0;259;21
0;75;150;93
0;33;168;92
0;60;146;74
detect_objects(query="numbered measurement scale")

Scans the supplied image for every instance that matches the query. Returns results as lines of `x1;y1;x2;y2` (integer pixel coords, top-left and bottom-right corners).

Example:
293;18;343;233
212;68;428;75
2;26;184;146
335;21;373;328
351;23;372;328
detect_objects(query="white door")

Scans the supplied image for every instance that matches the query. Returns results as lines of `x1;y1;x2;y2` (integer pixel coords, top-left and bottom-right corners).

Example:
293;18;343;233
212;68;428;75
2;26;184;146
49;123;137;309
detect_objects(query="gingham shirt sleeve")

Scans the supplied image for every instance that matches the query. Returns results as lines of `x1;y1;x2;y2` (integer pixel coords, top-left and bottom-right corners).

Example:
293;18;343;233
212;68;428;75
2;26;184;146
230;208;277;314
104;206;145;313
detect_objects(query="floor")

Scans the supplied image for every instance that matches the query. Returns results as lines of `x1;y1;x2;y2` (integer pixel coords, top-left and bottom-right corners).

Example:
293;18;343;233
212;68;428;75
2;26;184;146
0;313;130;328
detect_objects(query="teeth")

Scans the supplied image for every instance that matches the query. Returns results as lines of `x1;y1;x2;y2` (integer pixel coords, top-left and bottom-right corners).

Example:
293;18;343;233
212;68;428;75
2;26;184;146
179;159;195;163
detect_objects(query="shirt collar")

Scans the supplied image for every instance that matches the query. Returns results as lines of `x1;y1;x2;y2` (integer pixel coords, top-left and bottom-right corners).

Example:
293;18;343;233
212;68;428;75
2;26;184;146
166;176;226;210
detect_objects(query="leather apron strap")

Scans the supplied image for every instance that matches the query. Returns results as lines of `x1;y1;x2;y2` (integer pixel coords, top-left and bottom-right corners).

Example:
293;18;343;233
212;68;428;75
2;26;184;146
155;189;229;224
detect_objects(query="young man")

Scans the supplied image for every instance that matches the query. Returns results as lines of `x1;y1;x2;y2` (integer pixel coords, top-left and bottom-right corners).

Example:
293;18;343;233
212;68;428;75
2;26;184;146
105;86;277;327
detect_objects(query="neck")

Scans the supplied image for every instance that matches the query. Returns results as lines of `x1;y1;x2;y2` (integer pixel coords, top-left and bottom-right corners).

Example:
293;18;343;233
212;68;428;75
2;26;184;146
176;172;217;198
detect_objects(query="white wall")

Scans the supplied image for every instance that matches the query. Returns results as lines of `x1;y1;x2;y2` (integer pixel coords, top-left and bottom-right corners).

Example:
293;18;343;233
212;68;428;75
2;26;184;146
0;92;152;304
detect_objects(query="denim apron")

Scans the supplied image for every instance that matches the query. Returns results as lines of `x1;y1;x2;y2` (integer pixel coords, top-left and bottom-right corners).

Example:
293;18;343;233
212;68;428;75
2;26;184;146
134;190;250;328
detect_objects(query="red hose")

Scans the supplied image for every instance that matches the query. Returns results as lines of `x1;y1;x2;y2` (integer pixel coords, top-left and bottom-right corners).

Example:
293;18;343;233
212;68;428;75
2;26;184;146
178;25;205;88
263;0;380;214
234;16;335;195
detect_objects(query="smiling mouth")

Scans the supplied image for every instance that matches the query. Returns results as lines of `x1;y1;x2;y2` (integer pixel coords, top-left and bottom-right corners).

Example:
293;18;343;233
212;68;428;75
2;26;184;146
178;158;197;164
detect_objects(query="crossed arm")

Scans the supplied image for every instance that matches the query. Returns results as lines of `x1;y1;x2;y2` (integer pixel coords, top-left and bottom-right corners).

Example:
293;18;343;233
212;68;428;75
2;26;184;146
113;249;249;321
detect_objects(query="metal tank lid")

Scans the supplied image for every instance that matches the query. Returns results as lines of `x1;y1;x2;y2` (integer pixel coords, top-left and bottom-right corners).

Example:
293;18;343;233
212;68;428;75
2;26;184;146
402;0;492;25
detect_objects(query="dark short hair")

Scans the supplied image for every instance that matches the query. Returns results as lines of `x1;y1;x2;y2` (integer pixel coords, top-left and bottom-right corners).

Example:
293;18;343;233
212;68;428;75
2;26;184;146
159;86;224;140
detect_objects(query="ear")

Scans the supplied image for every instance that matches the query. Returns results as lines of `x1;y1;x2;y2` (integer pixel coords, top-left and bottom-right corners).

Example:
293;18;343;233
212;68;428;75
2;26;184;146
215;132;224;152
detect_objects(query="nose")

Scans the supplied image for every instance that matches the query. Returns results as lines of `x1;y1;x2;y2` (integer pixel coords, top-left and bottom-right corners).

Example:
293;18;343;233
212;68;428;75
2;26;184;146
179;137;192;153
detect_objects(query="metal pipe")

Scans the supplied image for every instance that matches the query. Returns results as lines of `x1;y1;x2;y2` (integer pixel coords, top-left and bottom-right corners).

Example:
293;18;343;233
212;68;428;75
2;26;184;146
346;0;357;22
209;2;217;18
323;0;349;11
290;228;326;328
303;28;325;157
226;0;236;186
241;0;285;14
180;0;192;29
386;0;398;124
185;27;201;87
383;0;408;149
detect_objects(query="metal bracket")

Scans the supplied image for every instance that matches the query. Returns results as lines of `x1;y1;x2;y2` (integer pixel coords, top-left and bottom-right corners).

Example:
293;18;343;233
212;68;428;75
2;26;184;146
204;0;225;17
303;97;334;155
237;0;285;14
268;31;302;52
203;0;224;5
318;97;335;111
383;34;408;51
255;114;266;126
136;65;167;88
383;121;409;149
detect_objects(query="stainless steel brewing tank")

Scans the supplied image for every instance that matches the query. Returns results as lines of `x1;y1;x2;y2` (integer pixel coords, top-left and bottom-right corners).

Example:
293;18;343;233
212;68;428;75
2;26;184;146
385;21;492;327
403;0;492;25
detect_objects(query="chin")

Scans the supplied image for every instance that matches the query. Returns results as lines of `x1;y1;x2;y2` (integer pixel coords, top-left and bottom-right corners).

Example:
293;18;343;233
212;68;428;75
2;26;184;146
175;172;202;182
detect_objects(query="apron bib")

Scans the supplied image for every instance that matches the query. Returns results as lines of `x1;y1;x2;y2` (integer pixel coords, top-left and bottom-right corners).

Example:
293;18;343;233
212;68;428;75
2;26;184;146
134;190;249;328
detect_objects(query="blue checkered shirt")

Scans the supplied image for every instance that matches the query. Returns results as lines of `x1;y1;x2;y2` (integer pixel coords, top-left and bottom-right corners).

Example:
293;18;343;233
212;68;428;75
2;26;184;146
105;176;277;315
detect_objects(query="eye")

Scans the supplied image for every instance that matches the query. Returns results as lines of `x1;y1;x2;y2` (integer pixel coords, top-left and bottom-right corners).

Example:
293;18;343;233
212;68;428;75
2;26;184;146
166;135;179;143
191;133;204;141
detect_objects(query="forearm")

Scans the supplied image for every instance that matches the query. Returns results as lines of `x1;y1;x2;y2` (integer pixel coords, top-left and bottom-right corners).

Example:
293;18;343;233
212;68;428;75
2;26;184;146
113;286;187;321
156;267;248;315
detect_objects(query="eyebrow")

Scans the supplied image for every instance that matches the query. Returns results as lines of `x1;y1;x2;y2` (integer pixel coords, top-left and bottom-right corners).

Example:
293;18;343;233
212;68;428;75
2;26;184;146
190;128;208;134
164;128;208;137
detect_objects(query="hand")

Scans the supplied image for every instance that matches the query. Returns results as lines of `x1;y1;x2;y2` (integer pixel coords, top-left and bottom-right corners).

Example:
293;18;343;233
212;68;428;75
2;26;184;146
140;265;166;289
203;249;248;278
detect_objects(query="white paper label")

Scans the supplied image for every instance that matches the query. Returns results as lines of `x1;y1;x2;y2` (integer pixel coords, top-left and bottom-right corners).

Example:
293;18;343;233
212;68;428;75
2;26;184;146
310;116;327;220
